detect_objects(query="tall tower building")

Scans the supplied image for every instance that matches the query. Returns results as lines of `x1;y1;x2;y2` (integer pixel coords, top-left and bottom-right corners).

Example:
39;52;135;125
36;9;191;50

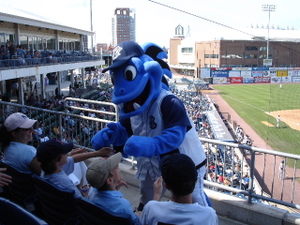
113;8;136;46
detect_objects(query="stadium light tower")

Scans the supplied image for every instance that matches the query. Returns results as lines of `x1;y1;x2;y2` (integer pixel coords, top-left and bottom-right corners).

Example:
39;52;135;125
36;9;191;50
262;4;276;59
90;0;94;54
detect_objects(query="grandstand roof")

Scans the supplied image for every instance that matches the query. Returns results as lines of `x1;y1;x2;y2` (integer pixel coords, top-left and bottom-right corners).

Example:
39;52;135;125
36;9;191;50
0;10;94;36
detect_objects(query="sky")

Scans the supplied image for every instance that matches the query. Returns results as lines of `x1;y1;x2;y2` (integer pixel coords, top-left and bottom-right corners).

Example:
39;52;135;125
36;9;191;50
2;0;300;48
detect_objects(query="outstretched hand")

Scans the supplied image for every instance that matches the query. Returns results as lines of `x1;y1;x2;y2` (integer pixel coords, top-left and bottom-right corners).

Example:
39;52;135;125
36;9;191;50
69;148;87;156
153;176;164;201
97;147;115;157
0;168;12;186
116;179;129;190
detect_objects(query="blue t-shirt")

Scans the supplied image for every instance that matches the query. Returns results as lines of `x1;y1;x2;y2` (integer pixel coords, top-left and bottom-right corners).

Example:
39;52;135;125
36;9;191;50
43;157;82;198
90;189;141;225
3;142;37;174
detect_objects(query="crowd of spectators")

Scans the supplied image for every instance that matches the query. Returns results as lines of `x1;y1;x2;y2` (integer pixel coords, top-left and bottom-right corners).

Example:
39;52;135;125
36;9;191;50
172;89;214;139
235;125;253;146
0;40;98;68
170;87;257;201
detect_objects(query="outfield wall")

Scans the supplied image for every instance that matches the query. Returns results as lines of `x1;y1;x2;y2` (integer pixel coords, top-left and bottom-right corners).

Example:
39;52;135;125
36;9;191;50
200;67;300;84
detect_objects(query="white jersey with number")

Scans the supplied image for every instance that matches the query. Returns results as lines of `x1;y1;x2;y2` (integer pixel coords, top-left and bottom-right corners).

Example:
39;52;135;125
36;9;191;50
141;200;218;225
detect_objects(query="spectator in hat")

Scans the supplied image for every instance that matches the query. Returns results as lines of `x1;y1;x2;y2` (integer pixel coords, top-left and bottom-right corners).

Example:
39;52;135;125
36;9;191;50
86;152;141;225
36;139;114;198
141;153;218;225
0;112;40;174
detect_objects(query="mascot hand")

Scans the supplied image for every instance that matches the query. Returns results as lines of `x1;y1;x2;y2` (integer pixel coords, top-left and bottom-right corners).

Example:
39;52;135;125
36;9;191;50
124;136;156;157
91;122;128;150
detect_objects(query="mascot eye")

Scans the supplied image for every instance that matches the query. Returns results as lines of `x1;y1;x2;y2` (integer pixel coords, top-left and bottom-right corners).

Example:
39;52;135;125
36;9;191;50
124;65;137;81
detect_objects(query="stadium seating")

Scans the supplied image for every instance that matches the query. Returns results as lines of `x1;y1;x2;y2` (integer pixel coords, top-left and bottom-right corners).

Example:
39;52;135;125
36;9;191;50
75;197;133;225
0;161;39;214
0;197;47;225
32;175;80;225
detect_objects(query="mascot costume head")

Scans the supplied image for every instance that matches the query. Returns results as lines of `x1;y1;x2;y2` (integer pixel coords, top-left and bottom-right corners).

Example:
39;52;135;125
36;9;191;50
102;41;172;119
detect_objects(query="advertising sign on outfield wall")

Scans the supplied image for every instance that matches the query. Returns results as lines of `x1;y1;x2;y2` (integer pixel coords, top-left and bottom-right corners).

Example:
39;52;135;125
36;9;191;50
240;71;252;77
252;71;264;77
281;76;292;83
211;70;229;77
288;70;298;76
206;67;300;84
271;77;282;83
232;67;252;71
277;70;288;77
252;67;269;71
229;77;243;83
229;70;241;77
201;68;211;78
243;77;254;83
269;70;277;76
272;67;288;70
213;77;230;84
254;76;271;83
292;76;300;82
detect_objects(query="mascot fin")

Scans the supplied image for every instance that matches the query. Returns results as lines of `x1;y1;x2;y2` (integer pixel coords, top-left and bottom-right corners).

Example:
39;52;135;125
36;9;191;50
142;42;172;80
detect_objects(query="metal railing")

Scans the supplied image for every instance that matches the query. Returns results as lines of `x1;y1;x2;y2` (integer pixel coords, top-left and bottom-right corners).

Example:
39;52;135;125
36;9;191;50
0;55;101;70
0;100;299;211
200;137;300;210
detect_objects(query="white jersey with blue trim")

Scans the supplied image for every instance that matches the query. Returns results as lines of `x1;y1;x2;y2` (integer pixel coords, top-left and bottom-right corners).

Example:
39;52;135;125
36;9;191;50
131;89;206;180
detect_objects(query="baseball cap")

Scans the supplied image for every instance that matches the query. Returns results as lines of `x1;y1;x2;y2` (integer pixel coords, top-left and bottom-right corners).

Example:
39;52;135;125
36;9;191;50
4;112;37;132
102;41;144;73
36;139;74;163
86;152;123;189
160;153;197;185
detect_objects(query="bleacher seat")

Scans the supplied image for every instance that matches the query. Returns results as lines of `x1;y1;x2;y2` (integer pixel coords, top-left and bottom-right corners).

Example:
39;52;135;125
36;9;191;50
32;175;80;225
75;197;133;225
0;161;39;214
0;197;48;225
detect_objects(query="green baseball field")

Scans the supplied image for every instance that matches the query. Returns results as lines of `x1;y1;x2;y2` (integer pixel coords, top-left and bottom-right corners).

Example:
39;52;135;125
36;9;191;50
213;83;300;156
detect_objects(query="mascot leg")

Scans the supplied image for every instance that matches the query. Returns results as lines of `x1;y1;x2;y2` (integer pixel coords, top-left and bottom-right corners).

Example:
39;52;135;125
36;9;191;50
135;156;166;210
139;172;155;208
192;166;209;207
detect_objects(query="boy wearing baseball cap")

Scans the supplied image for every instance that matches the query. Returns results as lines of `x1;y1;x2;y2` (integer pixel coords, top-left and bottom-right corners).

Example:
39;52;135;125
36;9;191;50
36;139;114;198
86;152;141;225
141;153;218;225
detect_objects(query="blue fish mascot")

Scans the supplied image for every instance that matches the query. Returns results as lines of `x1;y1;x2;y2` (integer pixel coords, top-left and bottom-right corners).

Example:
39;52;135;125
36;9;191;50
92;41;209;209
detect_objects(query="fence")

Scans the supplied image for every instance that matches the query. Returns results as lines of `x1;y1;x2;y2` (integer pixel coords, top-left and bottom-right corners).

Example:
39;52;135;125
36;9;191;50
0;100;299;211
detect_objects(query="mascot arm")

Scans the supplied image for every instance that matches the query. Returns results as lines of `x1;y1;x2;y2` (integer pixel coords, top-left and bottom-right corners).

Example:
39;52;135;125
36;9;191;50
124;125;186;157
91;122;129;150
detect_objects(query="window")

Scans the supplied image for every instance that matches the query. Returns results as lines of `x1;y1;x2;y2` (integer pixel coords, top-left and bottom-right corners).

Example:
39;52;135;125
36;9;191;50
181;47;193;53
47;38;55;51
245;54;258;59
20;35;28;49
259;46;267;51
210;54;219;58
221;54;243;59
245;46;258;51
204;54;219;58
